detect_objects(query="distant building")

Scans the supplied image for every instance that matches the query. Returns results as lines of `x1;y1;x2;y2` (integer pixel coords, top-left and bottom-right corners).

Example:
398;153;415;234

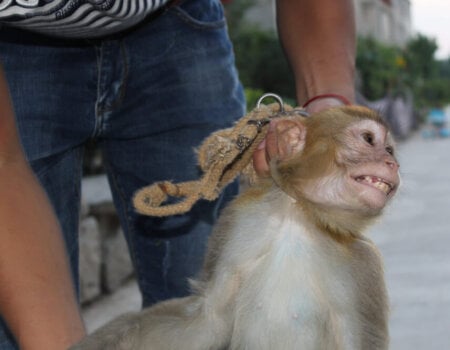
354;0;412;46
243;0;277;32
243;0;412;47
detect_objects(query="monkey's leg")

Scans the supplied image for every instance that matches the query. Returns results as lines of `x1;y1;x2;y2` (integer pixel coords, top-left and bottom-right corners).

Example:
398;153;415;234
71;295;232;350
137;294;232;350
70;312;141;350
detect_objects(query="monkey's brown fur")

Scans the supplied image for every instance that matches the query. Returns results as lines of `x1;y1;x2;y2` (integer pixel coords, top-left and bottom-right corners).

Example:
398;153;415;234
73;106;399;350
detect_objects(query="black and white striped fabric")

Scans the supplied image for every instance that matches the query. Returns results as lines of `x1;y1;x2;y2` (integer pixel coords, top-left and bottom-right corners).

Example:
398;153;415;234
0;0;170;38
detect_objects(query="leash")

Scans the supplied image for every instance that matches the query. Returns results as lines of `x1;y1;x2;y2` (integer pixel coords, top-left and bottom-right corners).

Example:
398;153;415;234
133;93;308;217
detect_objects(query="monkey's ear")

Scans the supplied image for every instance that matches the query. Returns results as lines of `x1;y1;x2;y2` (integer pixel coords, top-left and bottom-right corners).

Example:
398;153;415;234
275;118;307;161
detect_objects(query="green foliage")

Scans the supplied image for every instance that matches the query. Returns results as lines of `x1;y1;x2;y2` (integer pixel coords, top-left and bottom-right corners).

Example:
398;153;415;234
225;2;450;111
244;88;265;111
404;34;438;80
437;57;450;79
244;88;296;112
403;35;450;108
224;0;255;39
356;35;450;108
356;38;406;100
232;28;296;102
414;78;450;108
224;1;295;105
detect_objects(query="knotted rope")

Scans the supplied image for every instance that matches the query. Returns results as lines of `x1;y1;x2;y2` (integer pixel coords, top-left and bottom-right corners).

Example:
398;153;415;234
133;94;306;217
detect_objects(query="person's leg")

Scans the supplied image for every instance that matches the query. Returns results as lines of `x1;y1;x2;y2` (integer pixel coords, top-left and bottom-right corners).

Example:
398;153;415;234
99;0;245;306
0;29;96;348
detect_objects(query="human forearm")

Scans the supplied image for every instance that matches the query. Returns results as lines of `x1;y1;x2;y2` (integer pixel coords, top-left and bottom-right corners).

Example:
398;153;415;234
254;0;357;175
276;0;356;105
0;69;85;349
0;162;85;349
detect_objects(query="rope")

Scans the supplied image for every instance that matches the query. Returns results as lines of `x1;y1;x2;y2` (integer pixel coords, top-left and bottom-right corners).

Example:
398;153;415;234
133;98;301;217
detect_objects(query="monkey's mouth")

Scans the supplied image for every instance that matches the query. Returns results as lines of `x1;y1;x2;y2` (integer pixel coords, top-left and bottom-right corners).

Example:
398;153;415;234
354;175;394;195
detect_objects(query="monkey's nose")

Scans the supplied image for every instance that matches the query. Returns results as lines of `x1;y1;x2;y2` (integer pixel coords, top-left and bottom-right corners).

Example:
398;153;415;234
385;158;399;170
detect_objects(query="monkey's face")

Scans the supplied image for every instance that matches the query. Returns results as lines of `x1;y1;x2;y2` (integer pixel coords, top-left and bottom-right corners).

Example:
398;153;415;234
275;107;400;218
301;118;400;216
341;119;399;213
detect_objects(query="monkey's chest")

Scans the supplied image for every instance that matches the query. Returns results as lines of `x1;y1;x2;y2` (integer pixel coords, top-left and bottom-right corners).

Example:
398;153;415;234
230;232;360;349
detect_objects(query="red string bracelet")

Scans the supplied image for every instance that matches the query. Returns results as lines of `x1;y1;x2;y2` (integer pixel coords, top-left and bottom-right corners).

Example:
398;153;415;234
302;94;352;108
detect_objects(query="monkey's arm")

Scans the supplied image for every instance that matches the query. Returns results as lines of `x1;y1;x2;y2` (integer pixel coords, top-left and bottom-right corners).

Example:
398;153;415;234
351;238;390;349
0;68;85;349
276;0;356;109
73;294;236;350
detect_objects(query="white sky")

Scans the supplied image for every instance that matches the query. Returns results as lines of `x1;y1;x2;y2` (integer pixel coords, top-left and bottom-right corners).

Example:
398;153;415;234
411;0;450;59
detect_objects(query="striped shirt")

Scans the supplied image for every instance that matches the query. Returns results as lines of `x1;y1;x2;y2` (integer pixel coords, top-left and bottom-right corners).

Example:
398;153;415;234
0;0;170;38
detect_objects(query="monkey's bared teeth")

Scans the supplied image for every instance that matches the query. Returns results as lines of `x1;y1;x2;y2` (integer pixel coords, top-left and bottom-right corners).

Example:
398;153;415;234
354;175;393;195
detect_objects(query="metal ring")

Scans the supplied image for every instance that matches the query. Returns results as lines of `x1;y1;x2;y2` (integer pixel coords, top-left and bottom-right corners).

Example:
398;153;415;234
294;108;311;117
256;93;285;112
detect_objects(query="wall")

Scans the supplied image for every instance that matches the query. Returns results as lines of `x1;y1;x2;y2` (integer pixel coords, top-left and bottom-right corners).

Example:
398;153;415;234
242;0;412;46
79;175;134;304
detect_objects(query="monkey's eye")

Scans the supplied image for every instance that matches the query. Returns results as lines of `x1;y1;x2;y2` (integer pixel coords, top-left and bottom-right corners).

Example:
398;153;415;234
362;132;374;145
385;146;394;155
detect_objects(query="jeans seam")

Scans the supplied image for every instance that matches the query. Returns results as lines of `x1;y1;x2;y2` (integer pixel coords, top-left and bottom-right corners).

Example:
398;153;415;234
94;44;105;137
162;241;171;292
170;6;226;31
102;159;146;289
99;40;129;114
114;40;129;110
72;146;84;294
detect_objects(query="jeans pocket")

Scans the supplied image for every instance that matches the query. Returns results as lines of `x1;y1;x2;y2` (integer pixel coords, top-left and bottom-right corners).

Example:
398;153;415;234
171;0;226;30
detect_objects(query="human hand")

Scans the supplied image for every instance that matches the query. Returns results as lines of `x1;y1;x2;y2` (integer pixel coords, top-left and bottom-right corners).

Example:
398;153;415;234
252;96;352;177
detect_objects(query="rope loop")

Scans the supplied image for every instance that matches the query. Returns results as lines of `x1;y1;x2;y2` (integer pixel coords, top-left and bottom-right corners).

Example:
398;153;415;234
133;93;306;217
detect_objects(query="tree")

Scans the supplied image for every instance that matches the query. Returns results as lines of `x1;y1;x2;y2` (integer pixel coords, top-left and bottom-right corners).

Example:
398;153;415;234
356;34;450;109
403;35;450;108
224;1;296;110
404;34;438;81
356;37;405;100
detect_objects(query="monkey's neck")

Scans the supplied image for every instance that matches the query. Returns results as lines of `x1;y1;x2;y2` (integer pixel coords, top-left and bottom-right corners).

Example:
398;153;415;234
264;179;374;242
296;198;374;242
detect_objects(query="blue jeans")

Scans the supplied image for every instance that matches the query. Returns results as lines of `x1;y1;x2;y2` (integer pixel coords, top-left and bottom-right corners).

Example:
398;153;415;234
0;0;245;347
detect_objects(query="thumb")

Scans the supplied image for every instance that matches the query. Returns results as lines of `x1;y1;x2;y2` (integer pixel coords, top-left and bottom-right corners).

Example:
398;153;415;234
252;120;279;177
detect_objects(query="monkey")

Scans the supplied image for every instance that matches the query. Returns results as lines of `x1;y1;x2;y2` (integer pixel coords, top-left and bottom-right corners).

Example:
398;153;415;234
72;105;400;350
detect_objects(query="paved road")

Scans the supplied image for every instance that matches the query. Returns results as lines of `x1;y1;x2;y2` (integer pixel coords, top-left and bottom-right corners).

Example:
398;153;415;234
83;132;450;349
369;132;450;349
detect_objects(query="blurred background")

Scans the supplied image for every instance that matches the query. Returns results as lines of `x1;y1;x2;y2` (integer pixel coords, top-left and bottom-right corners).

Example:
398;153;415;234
80;1;450;348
